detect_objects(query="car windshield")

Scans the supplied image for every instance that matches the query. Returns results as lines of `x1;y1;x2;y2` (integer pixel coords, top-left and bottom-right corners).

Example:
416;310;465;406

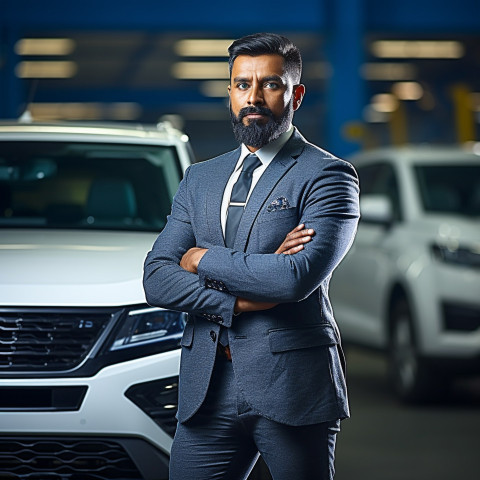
414;164;480;217
0;141;182;231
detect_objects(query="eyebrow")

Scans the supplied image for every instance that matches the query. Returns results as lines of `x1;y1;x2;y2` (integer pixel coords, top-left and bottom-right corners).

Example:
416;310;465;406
233;74;285;84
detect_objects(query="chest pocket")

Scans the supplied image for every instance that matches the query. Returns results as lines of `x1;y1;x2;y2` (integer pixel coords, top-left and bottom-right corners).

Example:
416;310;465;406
257;206;297;224
253;207;299;253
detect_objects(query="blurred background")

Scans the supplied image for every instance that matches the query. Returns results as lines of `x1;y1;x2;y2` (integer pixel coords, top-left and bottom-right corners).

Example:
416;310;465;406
1;0;479;160
1;1;479;479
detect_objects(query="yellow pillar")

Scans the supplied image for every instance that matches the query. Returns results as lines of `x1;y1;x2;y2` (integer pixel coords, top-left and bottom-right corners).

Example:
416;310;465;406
389;100;408;146
451;84;475;143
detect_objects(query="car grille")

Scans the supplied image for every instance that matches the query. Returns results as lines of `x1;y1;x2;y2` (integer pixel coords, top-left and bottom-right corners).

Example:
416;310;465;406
0;309;113;372
0;437;142;479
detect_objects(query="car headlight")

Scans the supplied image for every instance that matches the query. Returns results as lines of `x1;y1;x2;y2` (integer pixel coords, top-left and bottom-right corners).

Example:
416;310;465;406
110;307;186;351
431;243;480;268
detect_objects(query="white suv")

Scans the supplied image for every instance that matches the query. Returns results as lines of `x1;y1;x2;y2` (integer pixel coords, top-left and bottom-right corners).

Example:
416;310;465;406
330;145;480;402
0;121;194;479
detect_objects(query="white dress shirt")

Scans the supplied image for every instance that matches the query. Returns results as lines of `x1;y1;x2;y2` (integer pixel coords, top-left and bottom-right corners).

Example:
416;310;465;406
221;125;294;237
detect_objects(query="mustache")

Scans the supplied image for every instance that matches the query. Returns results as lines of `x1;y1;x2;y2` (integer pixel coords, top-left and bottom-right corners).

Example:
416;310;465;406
237;106;274;120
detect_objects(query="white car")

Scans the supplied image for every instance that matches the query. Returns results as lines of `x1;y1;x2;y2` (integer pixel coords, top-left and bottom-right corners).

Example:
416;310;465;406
330;145;480;402
0;121;194;479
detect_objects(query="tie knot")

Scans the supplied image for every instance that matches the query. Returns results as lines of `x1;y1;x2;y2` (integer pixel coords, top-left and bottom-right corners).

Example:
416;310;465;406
242;154;262;173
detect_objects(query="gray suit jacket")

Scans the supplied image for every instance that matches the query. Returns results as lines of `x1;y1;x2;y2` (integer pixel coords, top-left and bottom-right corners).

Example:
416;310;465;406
143;129;360;426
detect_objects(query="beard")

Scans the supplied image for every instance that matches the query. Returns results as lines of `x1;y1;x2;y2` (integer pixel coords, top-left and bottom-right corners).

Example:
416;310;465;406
229;101;294;149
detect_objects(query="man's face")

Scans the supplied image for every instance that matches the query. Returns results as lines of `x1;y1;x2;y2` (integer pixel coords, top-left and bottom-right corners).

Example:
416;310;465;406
228;54;304;150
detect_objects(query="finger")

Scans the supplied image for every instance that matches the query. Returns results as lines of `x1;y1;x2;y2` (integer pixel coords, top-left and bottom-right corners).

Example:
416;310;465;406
286;228;314;240
282;244;305;255
286;224;305;237
283;234;312;248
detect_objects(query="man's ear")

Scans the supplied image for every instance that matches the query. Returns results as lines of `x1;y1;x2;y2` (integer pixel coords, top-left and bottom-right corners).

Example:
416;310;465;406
292;84;305;111
227;84;231;97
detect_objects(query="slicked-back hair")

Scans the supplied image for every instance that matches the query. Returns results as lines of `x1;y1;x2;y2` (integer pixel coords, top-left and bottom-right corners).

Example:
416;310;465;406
228;33;302;84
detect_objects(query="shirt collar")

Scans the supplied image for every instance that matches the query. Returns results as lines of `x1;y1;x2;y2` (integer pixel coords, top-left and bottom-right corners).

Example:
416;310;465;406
238;125;294;169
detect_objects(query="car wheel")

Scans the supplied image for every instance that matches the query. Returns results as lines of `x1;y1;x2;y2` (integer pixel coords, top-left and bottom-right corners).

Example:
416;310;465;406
388;298;447;403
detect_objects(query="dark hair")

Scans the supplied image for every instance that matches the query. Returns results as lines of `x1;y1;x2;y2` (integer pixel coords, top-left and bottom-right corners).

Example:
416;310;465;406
228;33;302;84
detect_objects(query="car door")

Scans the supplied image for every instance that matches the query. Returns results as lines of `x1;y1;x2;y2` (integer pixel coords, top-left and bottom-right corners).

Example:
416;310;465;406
331;161;402;348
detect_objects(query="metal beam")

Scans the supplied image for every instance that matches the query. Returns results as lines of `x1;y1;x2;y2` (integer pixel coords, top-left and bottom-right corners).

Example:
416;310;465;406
325;0;366;157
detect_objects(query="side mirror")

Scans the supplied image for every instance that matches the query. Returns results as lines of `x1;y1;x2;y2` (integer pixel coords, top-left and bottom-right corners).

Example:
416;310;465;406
360;194;393;226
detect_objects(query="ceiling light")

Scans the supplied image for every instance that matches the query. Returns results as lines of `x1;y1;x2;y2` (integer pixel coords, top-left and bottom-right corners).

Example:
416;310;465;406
15;38;75;56
29;103;101;120
371;94;399;113
200;81;229;97
174;39;233;57
361;63;416;81
15;61;77;78
363;105;389;123
371;40;464;59
172;62;229;80
105;103;142;120
28;102;141;121
392;82;424;100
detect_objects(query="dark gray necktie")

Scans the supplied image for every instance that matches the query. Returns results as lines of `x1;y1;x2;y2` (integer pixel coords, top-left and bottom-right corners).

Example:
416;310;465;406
225;154;262;248
220;154;261;348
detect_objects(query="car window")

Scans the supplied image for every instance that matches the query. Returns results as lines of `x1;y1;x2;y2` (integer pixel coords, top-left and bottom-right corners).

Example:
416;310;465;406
414;164;480;217
0;141;182;231
357;162;402;221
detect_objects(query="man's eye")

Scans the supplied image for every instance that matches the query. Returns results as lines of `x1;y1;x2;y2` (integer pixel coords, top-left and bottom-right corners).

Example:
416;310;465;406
265;82;279;89
237;83;249;90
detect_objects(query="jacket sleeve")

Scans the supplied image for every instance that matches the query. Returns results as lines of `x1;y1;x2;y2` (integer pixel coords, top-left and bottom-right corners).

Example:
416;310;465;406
143;166;237;327
197;159;360;303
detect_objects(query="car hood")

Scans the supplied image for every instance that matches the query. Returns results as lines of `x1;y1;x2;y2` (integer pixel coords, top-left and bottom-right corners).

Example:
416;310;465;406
0;229;159;307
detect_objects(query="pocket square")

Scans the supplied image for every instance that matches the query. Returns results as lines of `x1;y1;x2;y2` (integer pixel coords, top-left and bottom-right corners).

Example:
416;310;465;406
267;196;291;212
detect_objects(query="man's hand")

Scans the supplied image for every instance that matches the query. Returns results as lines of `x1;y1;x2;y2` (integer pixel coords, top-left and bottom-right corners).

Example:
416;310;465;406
275;224;314;254
235;224;315;313
234;297;277;313
181;225;315;311
180;247;207;274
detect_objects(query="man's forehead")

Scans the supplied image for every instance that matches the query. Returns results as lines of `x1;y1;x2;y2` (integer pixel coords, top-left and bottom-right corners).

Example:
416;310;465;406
231;54;287;77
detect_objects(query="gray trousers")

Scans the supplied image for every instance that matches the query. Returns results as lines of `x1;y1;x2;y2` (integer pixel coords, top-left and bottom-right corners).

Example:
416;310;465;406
170;355;340;480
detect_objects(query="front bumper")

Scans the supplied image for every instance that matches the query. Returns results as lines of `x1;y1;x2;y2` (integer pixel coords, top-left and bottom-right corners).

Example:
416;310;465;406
0;349;181;480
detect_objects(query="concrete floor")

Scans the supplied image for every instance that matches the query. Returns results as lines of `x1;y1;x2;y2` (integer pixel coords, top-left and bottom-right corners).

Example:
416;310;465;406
249;347;480;480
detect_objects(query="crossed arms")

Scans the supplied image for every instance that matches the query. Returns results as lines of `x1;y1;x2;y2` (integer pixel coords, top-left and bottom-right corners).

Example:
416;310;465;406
180;224;314;313
143;158;360;325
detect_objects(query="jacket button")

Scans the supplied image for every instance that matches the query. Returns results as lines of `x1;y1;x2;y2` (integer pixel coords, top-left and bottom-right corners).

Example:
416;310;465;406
210;331;217;342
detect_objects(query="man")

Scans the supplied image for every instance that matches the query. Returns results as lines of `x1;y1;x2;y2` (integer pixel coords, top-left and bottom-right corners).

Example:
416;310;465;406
143;33;359;480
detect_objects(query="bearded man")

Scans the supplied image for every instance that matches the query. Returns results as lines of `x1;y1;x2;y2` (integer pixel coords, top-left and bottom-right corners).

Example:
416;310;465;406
143;32;360;480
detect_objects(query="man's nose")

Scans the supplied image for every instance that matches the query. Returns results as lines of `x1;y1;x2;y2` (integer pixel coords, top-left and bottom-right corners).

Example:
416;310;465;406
247;84;264;105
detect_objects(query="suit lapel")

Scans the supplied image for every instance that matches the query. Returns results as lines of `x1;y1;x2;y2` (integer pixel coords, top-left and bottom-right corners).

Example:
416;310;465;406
233;130;306;251
205;148;240;246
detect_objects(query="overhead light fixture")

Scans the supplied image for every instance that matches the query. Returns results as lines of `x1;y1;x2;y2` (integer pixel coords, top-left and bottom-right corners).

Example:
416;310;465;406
172;62;229;80
371;40;464;59
28;102;141;121
370;93;399;113
361;63;416;81
392;82;424;100
200;81;229;97
15;61;77;78
363;105;389;123
15;38;76;56
29;103;101;120
174;39;233;57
